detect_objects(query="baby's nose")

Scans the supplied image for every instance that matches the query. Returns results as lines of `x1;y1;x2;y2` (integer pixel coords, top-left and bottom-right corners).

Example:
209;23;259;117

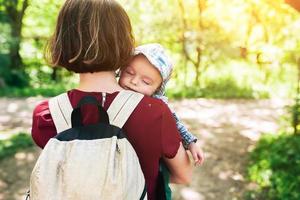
131;77;139;85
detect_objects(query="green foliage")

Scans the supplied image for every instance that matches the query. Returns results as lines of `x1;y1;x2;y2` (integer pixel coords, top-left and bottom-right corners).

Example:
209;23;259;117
290;99;300;134
201;77;268;99
1;0;300;98
4;69;29;87
0;53;29;88
0;54;10;72
0;84;69;97
0;133;33;160
167;76;269;99
0;23;10;53
246;133;300;200
0;0;30;87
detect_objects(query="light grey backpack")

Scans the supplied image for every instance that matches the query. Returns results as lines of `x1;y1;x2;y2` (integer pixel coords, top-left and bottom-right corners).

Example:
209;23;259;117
28;90;147;200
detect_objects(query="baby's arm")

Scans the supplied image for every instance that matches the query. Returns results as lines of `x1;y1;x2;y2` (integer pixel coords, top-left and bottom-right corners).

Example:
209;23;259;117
172;112;197;147
155;94;204;165
172;113;204;165
154;94;198;145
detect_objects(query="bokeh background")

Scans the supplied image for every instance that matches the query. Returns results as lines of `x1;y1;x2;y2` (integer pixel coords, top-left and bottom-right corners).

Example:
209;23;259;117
0;0;300;200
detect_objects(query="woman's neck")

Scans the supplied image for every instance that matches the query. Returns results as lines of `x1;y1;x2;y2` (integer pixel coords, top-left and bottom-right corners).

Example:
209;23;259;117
77;71;123;93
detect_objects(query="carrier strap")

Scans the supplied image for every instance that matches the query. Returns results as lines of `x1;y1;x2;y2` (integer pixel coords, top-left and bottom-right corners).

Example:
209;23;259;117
107;90;144;128
49;93;72;133
49;90;144;133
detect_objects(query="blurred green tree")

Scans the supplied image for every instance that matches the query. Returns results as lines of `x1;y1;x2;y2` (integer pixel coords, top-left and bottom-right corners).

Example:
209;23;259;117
0;0;29;87
0;0;299;99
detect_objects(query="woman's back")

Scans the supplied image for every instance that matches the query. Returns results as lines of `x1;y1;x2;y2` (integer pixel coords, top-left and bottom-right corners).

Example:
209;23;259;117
33;1;192;199
32;89;181;200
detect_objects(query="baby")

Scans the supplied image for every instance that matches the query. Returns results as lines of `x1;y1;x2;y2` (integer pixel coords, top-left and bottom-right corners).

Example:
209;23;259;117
119;43;204;165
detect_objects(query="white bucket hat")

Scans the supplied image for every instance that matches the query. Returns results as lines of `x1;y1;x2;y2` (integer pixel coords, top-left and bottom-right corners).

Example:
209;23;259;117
134;43;173;96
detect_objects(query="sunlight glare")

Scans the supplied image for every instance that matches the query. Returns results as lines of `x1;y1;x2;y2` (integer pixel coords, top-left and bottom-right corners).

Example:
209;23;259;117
7;103;19;113
180;187;205;200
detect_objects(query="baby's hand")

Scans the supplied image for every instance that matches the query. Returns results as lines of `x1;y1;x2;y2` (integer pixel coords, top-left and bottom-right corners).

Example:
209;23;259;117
188;141;204;166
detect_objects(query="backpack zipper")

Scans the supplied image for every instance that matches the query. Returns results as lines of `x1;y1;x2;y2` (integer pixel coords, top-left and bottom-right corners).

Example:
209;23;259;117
102;92;106;107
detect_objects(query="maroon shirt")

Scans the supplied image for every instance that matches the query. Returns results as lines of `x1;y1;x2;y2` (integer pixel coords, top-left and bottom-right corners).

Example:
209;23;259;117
31;89;181;200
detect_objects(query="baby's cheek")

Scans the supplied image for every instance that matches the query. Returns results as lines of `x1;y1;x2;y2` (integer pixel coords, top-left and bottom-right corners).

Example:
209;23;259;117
118;77;126;87
143;87;156;96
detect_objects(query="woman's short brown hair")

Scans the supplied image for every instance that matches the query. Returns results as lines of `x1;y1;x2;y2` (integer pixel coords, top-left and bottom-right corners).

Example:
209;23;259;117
47;0;134;73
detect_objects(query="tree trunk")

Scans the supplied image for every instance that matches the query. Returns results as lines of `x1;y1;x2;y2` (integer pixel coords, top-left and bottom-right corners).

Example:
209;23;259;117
194;0;204;86
195;48;201;87
292;58;300;134
51;68;58;81
9;21;23;69
2;0;29;86
178;0;189;87
7;0;28;69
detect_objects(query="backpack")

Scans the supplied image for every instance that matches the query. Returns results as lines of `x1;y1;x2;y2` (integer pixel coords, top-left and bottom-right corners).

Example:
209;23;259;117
28;90;147;200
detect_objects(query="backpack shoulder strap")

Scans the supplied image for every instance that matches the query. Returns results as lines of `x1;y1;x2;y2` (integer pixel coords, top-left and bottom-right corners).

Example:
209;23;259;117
107;90;144;128
48;93;73;133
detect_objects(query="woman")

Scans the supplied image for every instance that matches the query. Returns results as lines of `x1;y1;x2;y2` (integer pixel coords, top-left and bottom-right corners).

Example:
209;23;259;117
31;0;192;199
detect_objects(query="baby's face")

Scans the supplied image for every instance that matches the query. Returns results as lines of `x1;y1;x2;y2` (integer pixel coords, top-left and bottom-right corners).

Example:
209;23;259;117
119;55;163;96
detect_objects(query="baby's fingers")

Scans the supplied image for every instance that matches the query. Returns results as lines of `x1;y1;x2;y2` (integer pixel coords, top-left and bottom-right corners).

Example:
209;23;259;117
197;152;205;165
191;153;198;165
192;152;198;161
192;153;201;166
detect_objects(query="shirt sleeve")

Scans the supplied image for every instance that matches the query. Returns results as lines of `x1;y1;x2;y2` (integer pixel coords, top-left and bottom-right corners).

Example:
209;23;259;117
172;112;197;147
31;100;57;148
160;103;181;158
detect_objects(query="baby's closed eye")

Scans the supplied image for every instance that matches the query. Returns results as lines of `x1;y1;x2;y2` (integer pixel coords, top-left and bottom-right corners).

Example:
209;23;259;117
125;70;134;75
142;78;153;85
142;80;151;85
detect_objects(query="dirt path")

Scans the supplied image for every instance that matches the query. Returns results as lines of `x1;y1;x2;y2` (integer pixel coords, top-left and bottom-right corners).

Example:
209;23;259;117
0;97;290;200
